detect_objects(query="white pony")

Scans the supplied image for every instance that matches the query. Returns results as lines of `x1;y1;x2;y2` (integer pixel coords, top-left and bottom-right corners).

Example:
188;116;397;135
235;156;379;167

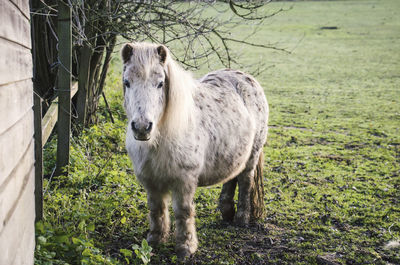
121;42;269;258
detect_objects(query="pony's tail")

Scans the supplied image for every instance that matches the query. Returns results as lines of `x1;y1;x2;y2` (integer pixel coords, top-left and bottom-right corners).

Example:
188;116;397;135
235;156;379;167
250;151;265;220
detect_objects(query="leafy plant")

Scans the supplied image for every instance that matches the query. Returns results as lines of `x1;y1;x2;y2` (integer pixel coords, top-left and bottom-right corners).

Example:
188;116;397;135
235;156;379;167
132;240;152;265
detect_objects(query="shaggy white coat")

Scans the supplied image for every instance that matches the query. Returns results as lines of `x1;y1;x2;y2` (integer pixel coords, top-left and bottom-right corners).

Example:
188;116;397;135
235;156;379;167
121;42;269;258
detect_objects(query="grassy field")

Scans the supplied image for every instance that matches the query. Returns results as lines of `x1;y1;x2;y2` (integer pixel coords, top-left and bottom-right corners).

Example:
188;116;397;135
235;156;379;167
35;0;400;264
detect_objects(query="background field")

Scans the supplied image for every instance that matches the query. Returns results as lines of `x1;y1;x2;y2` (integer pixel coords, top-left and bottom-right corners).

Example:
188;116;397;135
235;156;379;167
36;1;400;264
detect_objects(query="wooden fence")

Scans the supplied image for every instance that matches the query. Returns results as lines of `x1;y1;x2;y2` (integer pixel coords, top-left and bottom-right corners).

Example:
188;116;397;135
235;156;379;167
33;0;73;221
34;83;77;221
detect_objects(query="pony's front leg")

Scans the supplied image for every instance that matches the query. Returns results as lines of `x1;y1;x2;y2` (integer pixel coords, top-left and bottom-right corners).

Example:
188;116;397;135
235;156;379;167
172;184;198;258
146;190;170;245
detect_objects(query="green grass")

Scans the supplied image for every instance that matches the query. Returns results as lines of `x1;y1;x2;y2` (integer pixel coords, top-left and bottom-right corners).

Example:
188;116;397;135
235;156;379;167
35;1;400;264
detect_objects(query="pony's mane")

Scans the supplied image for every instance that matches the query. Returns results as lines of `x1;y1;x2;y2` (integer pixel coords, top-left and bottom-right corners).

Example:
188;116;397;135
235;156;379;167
163;56;196;137
127;42;196;138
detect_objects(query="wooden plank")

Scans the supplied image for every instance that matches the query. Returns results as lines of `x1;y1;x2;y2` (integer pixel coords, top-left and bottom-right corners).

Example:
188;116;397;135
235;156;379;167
0;39;32;85
41;82;78;146
55;0;72;176
0;140;34;233
0;1;34;264
0;111;33;186
0;79;33;135
33;93;43;221
9;0;30;20
11;209;35;265
0;0;31;48
42;102;58;146
0;166;35;265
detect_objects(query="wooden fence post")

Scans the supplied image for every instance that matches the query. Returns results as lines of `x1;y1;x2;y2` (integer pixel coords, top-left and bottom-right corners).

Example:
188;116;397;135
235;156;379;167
55;0;72;176
33;93;43;221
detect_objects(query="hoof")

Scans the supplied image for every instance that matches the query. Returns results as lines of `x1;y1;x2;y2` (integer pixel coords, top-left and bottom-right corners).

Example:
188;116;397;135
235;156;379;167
146;232;167;245
234;211;250;227
176;240;197;260
219;203;235;222
176;247;193;260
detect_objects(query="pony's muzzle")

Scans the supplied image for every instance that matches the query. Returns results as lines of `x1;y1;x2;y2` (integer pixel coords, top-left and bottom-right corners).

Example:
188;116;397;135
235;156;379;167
131;120;153;141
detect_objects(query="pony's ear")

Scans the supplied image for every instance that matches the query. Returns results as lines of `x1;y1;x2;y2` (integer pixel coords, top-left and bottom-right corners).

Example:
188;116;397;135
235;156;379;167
121;43;133;64
156;45;168;64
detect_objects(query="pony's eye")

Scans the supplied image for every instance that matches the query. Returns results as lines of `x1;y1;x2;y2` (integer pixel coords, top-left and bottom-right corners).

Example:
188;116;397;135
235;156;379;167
124;79;130;88
157;81;164;89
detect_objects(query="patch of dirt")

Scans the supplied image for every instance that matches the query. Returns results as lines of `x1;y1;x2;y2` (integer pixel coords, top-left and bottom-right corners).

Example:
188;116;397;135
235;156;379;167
157;221;306;265
316;253;342;265
320;26;339;30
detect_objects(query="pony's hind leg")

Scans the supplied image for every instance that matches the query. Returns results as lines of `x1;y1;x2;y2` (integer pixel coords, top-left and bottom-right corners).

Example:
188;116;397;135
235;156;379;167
146;190;170;245
235;149;264;225
235;169;254;225
172;184;198;258
218;177;238;222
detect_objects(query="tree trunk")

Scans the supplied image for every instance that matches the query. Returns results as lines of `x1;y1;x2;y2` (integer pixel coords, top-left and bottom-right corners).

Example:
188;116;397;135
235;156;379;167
86;34;105;124
76;43;92;126
31;0;58;107
96;35;117;99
